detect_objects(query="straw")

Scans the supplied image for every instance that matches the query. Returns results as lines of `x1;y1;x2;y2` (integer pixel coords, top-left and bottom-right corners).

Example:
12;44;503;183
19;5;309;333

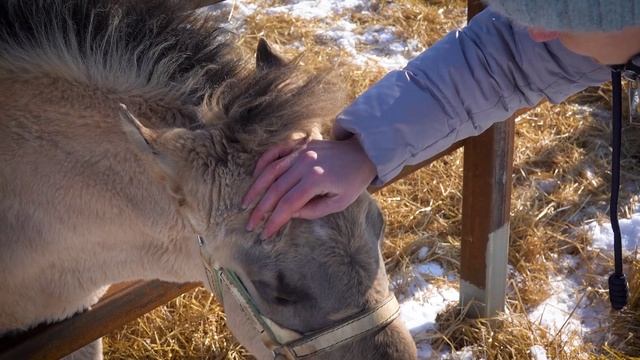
104;1;640;358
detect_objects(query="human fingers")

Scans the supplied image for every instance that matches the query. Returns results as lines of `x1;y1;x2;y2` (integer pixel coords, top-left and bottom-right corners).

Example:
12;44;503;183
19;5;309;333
259;173;327;239
294;194;352;220
242;150;300;210
246;151;318;231
253;139;303;177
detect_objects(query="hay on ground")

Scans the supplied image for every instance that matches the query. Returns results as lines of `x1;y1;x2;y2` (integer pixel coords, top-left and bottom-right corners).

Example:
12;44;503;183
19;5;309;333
104;1;640;359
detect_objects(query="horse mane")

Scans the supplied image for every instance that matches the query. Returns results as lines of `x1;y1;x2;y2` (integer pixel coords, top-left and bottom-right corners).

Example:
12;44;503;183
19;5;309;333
206;59;344;154
0;0;240;103
0;0;344;152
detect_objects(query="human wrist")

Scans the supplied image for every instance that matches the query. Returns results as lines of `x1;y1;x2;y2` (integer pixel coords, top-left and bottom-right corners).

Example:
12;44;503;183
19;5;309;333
344;136;377;183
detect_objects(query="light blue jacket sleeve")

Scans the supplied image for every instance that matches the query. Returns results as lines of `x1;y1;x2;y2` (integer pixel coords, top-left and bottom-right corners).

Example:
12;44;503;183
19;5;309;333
334;8;610;185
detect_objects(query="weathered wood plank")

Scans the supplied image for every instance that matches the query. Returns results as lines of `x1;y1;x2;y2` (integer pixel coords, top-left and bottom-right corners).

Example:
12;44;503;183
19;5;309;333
458;0;515;318
460;119;515;317
368;140;464;193
0;281;198;360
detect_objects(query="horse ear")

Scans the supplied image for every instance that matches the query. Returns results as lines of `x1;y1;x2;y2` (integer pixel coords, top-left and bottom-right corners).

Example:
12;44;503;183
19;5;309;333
365;199;386;246
119;104;159;156
118;104;185;203
256;38;287;72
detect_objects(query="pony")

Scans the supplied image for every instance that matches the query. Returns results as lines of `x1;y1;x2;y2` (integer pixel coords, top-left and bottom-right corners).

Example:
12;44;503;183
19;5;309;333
0;1;417;358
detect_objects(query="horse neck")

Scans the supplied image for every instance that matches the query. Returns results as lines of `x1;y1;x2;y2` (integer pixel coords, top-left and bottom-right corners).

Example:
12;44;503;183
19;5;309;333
0;77;205;285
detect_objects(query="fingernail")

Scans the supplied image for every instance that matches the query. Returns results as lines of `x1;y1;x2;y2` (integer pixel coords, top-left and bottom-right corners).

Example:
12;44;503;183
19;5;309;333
260;231;269;241
246;222;254;231
241;195;250;209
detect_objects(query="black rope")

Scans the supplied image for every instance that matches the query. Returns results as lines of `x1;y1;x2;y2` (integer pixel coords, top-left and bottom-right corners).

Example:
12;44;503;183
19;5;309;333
608;66;628;311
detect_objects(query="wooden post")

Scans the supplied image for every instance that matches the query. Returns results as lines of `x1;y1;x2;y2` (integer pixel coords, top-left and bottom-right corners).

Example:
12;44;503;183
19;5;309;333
459;0;515;318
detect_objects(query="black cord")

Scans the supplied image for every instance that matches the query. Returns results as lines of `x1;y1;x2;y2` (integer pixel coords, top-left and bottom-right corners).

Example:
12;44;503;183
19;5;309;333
608;67;629;311
611;69;623;274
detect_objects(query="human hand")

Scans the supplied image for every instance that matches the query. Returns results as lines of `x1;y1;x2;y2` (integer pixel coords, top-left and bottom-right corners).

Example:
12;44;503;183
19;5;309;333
242;136;376;239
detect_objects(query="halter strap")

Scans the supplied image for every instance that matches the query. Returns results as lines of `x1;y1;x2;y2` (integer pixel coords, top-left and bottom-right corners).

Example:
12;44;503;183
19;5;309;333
197;235;401;359
276;295;400;358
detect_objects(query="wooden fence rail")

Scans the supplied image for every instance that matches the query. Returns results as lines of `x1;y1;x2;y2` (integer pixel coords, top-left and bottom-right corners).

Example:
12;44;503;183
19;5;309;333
0;0;516;358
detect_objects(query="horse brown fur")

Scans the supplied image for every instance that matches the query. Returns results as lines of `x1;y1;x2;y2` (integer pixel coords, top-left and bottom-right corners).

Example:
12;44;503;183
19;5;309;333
0;1;416;359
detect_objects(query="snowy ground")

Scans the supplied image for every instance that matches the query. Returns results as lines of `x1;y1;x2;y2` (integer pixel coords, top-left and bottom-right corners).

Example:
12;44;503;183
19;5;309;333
208;0;425;71
207;1;639;359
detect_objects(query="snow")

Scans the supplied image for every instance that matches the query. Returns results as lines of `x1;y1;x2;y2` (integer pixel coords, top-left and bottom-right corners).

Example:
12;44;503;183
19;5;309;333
415;262;446;278
443;347;478;360
204;1;257;31
523;213;640;354
316;23;421;70
210;0;423;71
207;1;639;359
534;178;560;194
527;270;608;348
397;269;458;334
394;265;459;358
417;246;431;261
264;0;369;19
588;214;640;255
530;345;548;360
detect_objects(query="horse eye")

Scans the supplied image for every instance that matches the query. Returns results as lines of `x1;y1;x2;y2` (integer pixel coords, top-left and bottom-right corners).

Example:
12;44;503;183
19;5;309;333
252;272;312;307
252;279;294;306
274;272;311;305
274;295;296;306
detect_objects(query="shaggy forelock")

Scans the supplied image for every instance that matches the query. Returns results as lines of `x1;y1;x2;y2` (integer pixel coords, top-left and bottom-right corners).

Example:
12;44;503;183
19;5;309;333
318;203;380;306
269;198;379;310
203;61;345;154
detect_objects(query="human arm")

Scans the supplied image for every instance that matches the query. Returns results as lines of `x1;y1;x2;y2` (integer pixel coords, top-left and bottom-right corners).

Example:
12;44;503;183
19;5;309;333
244;7;610;238
335;8;610;185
